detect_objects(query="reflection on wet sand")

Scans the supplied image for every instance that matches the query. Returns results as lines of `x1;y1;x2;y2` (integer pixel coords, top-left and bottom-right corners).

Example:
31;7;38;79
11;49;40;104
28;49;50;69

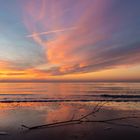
0;101;140;140
0;102;140;130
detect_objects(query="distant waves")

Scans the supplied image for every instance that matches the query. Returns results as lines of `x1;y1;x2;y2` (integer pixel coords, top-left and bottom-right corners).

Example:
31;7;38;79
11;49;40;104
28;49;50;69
100;94;140;98
0;94;140;103
0;97;140;103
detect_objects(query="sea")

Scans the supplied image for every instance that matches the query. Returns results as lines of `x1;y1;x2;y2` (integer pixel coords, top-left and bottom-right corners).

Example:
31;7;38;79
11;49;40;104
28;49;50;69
0;82;140;103
0;82;140;135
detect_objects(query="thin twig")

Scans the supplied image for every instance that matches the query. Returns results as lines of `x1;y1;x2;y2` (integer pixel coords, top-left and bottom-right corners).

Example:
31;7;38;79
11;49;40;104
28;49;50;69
79;102;105;120
21;103;139;131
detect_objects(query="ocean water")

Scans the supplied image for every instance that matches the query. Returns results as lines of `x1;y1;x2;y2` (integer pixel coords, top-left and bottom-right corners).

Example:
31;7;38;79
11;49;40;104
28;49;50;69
0;82;140;135
0;82;140;102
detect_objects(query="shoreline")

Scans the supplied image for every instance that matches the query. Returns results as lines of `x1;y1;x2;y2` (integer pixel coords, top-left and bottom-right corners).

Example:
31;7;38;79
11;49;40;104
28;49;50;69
0;101;140;140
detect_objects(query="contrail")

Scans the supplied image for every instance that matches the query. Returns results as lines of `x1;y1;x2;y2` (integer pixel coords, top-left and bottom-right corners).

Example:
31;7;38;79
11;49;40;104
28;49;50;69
26;27;77;38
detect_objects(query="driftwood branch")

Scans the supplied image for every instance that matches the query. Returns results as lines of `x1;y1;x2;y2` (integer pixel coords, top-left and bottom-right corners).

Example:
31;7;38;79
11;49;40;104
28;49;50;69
21;103;140;130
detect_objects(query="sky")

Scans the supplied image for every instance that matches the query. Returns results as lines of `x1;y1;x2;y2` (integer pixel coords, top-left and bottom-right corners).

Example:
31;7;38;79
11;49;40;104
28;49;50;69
0;0;140;81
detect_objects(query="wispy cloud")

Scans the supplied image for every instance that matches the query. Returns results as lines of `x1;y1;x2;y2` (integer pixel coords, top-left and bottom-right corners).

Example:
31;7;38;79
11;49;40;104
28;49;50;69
0;0;139;80
22;0;140;76
26;27;77;38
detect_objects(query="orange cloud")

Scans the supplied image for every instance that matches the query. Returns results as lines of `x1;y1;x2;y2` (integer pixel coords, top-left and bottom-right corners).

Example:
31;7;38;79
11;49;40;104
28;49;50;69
21;0;140;79
0;60;38;79
23;0;112;70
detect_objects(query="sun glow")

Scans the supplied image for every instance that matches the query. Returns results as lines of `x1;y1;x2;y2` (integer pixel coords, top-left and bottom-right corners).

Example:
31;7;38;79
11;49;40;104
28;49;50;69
0;0;140;81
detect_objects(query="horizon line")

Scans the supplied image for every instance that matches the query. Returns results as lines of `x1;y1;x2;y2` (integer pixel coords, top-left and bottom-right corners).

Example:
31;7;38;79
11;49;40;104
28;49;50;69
0;79;140;83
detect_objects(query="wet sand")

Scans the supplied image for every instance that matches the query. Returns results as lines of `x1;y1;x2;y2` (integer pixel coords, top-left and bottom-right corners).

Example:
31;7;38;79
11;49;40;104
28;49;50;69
0;102;140;140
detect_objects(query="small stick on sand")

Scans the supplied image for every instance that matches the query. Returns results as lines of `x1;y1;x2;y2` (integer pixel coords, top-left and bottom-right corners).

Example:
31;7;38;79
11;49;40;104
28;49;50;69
21;103;140;130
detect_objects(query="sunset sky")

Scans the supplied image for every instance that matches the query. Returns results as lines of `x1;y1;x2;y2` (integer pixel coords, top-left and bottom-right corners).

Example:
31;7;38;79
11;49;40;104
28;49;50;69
0;0;140;81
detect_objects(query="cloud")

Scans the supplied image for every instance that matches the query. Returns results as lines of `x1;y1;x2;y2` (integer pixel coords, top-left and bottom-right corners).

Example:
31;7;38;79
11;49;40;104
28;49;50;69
22;0;140;75
0;60;18;70
26;27;77;38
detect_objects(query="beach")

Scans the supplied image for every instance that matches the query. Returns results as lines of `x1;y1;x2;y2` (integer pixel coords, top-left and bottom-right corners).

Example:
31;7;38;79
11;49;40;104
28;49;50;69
0;0;140;139
0;82;140;140
0;101;140;140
